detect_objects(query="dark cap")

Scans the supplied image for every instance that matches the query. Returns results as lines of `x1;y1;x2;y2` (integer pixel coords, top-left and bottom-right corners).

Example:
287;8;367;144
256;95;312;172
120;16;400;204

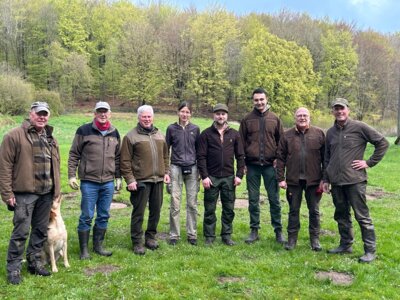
31;101;50;114
331;98;349;108
213;103;229;113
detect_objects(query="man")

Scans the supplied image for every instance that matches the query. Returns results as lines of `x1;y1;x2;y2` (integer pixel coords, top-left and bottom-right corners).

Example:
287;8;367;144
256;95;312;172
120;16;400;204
120;105;170;255
239;88;285;244
68;101;121;260
197;103;245;246
323;98;389;263
277;107;325;251
166;101;200;246
0;102;60;285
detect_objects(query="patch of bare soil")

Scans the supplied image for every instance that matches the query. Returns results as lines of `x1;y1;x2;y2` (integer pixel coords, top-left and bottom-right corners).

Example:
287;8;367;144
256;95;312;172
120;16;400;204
320;229;337;237
315;271;353;286
62;192;80;200
110;202;127;209
218;276;245;284
366;188;393;201
235;199;248;209
84;264;120;276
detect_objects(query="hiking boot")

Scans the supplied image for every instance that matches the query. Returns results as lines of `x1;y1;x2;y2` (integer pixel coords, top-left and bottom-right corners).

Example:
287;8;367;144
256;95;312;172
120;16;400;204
327;244;353;254
222;237;236;246
275;231;286;244
284;236;297;250
205;237;215;246
168;238;178;246
310;237;322;252
93;226;112;257
145;239;159;250
133;244;146;255
245;228;259;244
78;230;91;260
187;239;197;246
7;270;22;285
27;262;51;276
359;252;376;263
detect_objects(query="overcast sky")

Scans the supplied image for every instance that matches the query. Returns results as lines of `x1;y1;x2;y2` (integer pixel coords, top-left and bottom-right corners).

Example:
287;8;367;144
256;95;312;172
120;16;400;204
133;0;399;33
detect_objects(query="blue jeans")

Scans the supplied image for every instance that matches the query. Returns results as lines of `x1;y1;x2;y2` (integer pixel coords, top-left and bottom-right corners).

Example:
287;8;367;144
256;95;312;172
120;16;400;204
78;180;114;231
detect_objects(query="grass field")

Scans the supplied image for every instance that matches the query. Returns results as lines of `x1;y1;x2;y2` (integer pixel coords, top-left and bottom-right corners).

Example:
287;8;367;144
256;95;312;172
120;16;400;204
0;112;399;299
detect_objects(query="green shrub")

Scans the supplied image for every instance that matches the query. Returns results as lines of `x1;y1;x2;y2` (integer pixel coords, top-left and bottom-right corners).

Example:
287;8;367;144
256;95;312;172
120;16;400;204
35;89;65;116
0;74;34;115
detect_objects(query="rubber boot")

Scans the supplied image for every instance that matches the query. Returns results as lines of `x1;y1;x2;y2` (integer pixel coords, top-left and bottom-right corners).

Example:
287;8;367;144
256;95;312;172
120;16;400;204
93;226;112;256
78;230;91;260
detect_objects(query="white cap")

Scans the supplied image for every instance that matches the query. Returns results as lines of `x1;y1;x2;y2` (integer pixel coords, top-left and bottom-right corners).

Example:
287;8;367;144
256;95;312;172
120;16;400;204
94;101;111;111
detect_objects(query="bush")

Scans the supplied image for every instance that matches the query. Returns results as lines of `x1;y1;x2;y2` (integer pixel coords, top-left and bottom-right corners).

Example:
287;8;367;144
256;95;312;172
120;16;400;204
35;89;64;116
0;74;34;115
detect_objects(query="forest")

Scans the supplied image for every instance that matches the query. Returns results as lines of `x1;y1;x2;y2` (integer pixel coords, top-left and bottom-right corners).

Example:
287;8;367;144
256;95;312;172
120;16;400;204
0;0;399;120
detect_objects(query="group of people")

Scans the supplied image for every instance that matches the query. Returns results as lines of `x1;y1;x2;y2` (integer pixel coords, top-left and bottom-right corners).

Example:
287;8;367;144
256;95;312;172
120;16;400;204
0;88;389;285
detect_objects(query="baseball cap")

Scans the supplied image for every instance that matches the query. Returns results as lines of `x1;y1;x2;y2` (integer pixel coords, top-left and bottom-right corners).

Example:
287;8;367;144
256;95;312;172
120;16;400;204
331;98;349;108
213;103;229;113
31;101;50;114
94;101;111;111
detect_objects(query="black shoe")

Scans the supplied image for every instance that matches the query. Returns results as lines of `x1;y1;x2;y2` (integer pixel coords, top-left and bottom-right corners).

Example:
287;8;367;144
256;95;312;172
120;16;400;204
27;264;51;276
187;239;197;246
327;245;353;254
145;239;159;250
311;238;322;252
168;238;178;246
133;244;146;255
222;237;236;246
205;237;215;246
284;237;297;250
275;231;286;244
7;270;22;285
359;252;376;263
245;229;259;244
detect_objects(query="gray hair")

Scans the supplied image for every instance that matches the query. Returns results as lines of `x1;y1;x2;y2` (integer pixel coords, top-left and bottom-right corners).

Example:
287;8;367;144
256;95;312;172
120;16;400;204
137;105;154;118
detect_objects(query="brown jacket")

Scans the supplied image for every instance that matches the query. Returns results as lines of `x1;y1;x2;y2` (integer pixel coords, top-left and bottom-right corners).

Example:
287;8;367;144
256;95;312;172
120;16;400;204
0;120;61;202
277;126;325;187
120;125;169;184
239;107;284;166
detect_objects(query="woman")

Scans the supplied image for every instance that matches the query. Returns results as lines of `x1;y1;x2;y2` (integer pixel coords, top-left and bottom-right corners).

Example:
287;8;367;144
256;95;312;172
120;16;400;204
166;101;200;245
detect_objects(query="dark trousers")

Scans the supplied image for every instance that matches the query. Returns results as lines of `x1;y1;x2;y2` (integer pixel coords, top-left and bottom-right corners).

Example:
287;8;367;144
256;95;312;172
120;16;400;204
130;182;163;245
286;181;321;238
7;192;53;272
246;164;282;232
203;176;235;238
331;182;376;253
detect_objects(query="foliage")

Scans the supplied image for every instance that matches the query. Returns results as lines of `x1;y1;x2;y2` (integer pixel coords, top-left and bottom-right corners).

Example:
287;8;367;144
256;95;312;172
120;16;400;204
35;89;64;116
240;24;320;115
0;73;33;115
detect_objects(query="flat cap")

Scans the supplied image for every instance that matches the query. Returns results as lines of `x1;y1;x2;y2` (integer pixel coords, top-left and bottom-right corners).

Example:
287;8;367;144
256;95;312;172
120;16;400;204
213;103;229;113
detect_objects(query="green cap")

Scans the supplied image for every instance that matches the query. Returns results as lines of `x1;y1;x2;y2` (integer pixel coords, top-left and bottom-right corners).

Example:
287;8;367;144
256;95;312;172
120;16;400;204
213;103;229;113
331;98;349;108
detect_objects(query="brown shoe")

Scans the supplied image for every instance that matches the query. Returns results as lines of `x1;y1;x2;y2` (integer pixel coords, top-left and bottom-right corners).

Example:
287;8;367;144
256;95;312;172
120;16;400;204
145;239;159;250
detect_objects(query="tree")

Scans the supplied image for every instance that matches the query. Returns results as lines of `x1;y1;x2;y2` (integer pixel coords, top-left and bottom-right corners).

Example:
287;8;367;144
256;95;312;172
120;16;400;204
240;23;320;115
319;28;358;108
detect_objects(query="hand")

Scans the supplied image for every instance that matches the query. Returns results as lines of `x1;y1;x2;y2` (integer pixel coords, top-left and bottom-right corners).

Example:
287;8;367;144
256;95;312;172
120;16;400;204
164;174;171;184
351;160;369;170
279;181;287;189
127;182;138;191
68;177;79;190
202;177;213;189
322;182;330;194
115;178;122;191
6;197;16;207
233;176;242;187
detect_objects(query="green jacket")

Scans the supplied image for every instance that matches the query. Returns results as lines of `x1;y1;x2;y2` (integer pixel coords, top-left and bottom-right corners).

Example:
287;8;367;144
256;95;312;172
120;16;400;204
323;118;389;185
0;120;61;202
120;124;169;184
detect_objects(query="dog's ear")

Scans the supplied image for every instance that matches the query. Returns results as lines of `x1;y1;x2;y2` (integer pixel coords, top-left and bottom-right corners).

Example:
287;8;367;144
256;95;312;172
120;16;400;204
50;210;57;220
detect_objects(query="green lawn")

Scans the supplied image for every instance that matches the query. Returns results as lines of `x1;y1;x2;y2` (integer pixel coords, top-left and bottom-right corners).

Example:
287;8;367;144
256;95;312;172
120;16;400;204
0;112;399;299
